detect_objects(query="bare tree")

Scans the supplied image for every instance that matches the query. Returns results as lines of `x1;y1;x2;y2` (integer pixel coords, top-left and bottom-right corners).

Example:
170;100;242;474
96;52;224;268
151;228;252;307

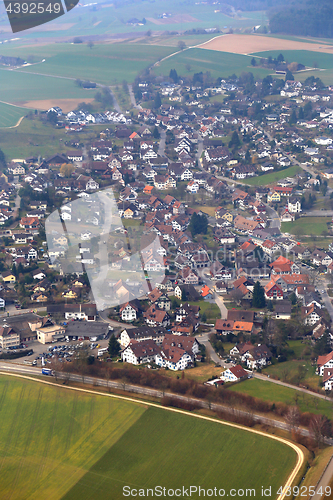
281;366;291;382
229;287;243;305
309;415;330;448
285;406;300;433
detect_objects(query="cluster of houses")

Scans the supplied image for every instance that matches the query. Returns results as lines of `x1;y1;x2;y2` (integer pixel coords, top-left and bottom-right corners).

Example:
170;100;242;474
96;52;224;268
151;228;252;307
121;331;200;371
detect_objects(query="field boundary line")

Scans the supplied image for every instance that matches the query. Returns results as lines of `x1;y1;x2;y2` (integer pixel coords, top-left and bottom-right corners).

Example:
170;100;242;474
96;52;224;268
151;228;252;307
0;370;304;500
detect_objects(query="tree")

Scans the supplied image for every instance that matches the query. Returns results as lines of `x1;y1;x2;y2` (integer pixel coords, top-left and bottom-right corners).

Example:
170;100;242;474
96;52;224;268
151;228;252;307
277;53;284;63
289;109;297;125
252;281;265;308
0;148;6;169
177;40;186;51
251;57;256;66
285;406;300;433
108;334;120;358
47;110;58;125
153;126;160;139
87;40;94;49
169;69;178;83
228;131;241;149
153;92;161;109
189;212;208;237
285;69;294;82
60;163;75;177
309;415;330;448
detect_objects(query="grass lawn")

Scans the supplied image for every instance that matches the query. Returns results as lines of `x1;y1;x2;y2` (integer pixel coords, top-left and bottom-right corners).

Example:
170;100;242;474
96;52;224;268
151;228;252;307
195;205;217;216
263;359;320;391
281;217;332;236
243;165;302;186
0;375;145;500
189;300;221;322
159;362;223;382
287;340;311;360
62;406;296;500
228;378;333;418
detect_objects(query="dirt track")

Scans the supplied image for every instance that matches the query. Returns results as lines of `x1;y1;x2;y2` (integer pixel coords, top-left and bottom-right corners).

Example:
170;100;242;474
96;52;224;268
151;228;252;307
198;34;333;55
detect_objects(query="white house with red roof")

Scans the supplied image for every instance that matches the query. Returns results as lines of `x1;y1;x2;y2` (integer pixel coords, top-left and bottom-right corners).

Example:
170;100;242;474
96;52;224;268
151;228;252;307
121;339;161;365
120;302;138;322
323;368;333;391
220;364;249;382
317;351;333;376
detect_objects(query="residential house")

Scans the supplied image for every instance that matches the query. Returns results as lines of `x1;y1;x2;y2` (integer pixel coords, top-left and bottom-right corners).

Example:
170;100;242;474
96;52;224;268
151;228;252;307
220;364;249;382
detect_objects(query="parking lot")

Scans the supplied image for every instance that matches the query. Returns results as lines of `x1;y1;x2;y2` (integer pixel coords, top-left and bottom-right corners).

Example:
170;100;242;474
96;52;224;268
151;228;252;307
1;337;111;367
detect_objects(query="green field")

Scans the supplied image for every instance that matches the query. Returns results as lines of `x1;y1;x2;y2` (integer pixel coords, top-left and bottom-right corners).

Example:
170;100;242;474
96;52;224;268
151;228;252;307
0;67;97;104
154;47;273;80
0;45;176;102
0;0;268;40
62;406;295;500
228;378;333;418
243;165;302;186
0;375;145;500
281;217;332;236
0;375;298;500
0;119;108;159
263;359;319;390
251;50;333;85
0;102;30;128
252;50;333;70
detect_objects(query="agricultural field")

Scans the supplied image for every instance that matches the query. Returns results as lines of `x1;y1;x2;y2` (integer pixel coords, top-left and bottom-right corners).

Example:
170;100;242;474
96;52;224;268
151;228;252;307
62;405;296;500
228;378;333;419
0;102;30;128
0;119;107;159
251;49;333;85
281;217;332;236
252;50;333;70
243;165;302;186
0;44;177;96
153;47;272;80
0;375;299;500
0;0;268;40
0;375;145;500
199;34;333;55
0;67;96;104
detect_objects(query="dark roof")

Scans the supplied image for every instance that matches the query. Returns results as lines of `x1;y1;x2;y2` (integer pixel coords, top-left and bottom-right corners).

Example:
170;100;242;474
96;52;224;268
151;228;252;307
227;310;254;322
65;321;109;337
275;300;292;314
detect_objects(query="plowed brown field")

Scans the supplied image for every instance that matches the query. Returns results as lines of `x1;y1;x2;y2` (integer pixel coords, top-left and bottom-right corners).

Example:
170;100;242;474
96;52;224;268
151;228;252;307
198;34;333;55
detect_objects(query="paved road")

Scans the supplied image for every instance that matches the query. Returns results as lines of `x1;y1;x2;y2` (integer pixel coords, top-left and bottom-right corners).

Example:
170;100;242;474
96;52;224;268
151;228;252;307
310;453;333;500
2;362;331;444
128;84;142;110
196;134;204;162
158;128;167;157
317;277;333;323
195;332;223;365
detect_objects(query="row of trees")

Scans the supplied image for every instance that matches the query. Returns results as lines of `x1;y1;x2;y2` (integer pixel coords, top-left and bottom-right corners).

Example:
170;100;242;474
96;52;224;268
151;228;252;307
51;357;332;447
